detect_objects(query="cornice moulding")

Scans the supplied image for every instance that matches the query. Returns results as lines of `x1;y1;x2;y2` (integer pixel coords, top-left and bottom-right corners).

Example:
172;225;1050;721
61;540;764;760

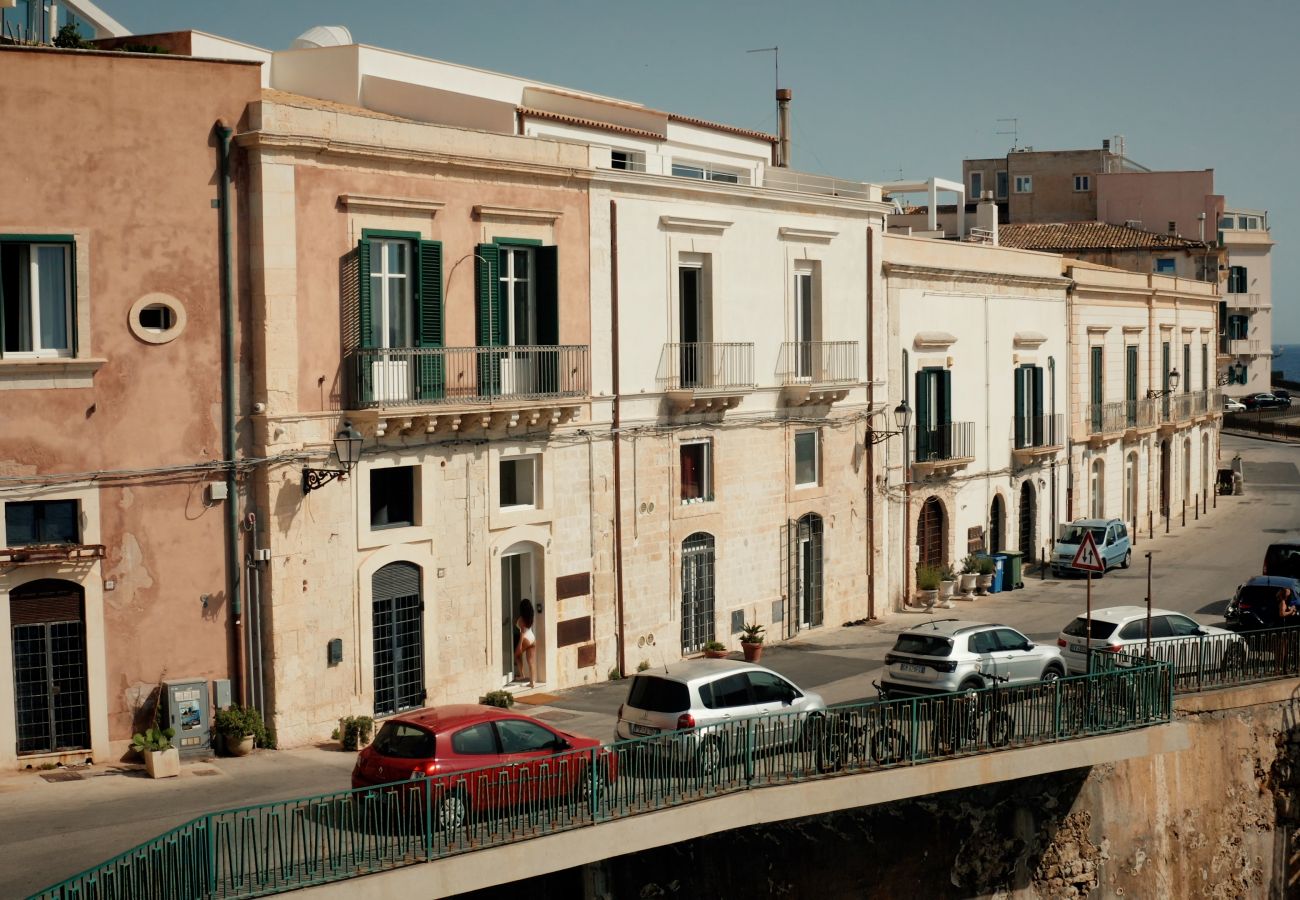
778;226;838;242
659;215;733;234
340;194;445;215
474;205;564;222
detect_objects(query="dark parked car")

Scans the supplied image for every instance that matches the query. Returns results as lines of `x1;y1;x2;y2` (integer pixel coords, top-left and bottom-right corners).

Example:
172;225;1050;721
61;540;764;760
1242;392;1291;410
1228;576;1300;630
351;705;615;829
1274;389;1293;403
1263;541;1300;579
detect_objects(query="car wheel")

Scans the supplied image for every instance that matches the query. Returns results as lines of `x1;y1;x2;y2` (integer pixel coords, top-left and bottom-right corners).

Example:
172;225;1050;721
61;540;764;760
1042;664;1063;683
1120;550;1131;570
695;737;723;776
435;788;467;831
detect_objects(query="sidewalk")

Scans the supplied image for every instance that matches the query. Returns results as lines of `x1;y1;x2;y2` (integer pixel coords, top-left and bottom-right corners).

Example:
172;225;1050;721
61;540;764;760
4;433;1293;898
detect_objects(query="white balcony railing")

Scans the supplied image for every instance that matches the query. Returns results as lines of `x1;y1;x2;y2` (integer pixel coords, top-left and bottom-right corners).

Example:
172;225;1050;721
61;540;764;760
1228;339;1265;356
1225;293;1269;310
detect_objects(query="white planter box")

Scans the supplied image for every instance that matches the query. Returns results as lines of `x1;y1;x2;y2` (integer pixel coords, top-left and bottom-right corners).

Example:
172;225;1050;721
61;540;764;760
145;747;180;779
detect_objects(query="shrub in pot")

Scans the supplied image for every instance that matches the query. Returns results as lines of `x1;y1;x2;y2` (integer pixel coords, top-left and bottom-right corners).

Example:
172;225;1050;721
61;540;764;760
703;640;729;659
337;715;374;751
958;555;980;599
740;622;765;662
916;564;942;607
976;555;996;594
479;690;515;709
937;565;957;607
214;705;270;757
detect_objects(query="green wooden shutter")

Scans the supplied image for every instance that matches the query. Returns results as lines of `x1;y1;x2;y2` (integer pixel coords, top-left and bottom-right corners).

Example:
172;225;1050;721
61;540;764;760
1014;366;1026;448
1183;344;1191;393
1090;347;1103;431
1201;344;1208;391
476;243;502;396
914;370;931;461
1161;341;1171;418
1125;346;1138;426
534;245;559;393
939;369;953;458
1032;365;1045;444
355;239;374;404
415;240;444;400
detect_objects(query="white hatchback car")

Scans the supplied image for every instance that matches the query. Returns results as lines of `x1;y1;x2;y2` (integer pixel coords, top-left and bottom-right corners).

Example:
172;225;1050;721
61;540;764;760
1056;605;1242;674
614;659;825;771
1223;396;1247;413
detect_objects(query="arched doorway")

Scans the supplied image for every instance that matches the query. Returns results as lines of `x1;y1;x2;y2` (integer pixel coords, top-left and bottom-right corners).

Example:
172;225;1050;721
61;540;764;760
916;497;945;570
1159;440;1171;516
500;542;543;686
681;532;716;654
989;495;1005;556
794;513;824;628
10;579;90;755
372;562;424;717
1089;459;1105;519
1018;484;1037;562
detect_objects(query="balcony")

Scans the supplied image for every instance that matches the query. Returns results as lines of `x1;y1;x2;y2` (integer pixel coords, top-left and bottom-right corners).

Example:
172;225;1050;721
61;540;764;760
1011;414;1065;464
1122;397;1160;441
658;342;755;413
0;543;106;566
910;421;976;476
776;341;859;406
1164;390;1218;430
1228;339;1265;356
1225;293;1268;310
1082;400;1127;443
344;345;588;436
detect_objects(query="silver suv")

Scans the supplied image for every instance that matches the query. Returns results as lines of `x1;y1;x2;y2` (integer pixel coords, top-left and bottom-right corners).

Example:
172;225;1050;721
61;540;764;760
881;619;1065;697
615;659;825;771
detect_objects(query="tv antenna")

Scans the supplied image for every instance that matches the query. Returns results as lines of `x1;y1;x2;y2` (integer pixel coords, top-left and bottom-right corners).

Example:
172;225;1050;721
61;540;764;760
747;45;779;116
997;117;1020;152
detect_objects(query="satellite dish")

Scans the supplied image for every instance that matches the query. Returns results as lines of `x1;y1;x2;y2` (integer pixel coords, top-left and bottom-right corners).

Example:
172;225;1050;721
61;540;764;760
291;25;353;49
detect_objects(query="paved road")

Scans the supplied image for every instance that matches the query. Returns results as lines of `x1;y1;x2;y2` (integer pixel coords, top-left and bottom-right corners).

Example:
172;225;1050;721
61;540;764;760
3;432;1296;898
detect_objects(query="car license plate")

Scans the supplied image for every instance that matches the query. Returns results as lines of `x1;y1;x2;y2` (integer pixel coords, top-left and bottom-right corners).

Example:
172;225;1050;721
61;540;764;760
899;663;926;674
1069;643;1087;654
630;723;657;736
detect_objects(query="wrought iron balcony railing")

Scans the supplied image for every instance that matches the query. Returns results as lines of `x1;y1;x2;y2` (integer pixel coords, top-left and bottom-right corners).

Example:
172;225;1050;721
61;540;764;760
776;341;859;386
913;420;976;464
1012;413;1064;450
346;345;588;409
658;342;755;392
1084;400;1127;435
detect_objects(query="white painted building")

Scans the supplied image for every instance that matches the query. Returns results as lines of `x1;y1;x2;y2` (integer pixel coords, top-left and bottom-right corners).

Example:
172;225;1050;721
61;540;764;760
880;235;1070;605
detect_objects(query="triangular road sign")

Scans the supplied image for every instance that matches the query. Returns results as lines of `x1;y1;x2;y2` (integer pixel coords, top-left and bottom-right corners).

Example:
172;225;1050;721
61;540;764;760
1071;529;1106;573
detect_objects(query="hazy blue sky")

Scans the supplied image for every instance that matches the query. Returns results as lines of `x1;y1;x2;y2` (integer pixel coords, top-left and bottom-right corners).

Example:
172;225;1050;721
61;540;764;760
105;0;1298;340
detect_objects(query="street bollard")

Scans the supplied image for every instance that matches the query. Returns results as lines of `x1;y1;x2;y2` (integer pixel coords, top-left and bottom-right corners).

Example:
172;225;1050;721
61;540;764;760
1182;499;1186;528
1165;510;1170;534
1148;510;1154;540
1195;495;1200;520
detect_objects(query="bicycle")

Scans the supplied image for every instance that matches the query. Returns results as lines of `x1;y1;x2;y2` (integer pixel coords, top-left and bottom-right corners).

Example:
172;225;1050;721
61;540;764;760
928;672;1013;757
814;685;912;772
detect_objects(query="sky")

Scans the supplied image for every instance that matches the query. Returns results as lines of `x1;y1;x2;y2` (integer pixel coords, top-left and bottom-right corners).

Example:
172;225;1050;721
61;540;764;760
102;0;1299;341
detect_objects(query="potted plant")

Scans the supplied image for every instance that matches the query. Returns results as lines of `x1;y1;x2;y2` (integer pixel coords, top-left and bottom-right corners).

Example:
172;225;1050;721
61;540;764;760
937;565;957;608
478;690;515;709
130;725;179;779
976;555;996;595
959;555;979;599
703;640;729;659
214;704;269;757
740;622;766;662
336;715;374;751
916;564;942;607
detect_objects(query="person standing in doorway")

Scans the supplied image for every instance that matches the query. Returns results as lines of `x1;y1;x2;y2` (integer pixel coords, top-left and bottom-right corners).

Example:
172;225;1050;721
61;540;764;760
514;599;537;688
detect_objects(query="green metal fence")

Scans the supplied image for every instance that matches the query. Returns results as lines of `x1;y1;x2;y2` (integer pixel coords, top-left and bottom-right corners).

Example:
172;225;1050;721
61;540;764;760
1088;625;1300;693
30;662;1174;900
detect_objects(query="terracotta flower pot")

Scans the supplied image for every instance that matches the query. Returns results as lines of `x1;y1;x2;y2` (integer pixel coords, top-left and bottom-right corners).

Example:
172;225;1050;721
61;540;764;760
741;642;763;662
225;734;255;757
703;648;729;659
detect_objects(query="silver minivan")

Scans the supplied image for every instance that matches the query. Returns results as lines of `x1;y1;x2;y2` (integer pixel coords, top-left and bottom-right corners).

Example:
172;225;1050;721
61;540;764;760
614;659;825;771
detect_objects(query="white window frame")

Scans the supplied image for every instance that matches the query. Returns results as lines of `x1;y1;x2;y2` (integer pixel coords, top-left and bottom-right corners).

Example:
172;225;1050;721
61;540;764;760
498;246;536;347
3;242;73;358
499;455;539;511
794;430;820;487
1014;175;1033;194
1073;175;1090;192
680;439;713;505
369;239;413;349
608;148;646;172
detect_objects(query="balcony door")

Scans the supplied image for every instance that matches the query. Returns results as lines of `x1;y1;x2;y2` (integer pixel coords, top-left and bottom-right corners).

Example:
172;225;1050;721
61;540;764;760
679;264;711;389
794;269;816;380
369;239;415;402
1089;346;1104;431
1014;364;1044;448
499;247;537;395
915;367;952;461
1125;346;1139;427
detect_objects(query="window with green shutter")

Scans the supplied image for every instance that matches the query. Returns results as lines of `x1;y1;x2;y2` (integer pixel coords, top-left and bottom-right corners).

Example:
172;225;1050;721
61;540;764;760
1125;346;1138;426
356;230;443;403
476;240;560;397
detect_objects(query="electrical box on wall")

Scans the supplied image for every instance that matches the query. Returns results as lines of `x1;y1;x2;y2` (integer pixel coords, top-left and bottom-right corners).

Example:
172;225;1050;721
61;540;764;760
213;678;232;709
207;482;228;502
163;678;211;756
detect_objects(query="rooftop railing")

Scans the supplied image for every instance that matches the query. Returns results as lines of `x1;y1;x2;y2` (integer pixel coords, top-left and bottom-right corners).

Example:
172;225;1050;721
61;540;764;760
761;168;875;201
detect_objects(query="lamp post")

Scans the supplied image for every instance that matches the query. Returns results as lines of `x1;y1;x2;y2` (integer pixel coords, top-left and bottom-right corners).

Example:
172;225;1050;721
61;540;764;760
867;400;912;445
303;420;364;494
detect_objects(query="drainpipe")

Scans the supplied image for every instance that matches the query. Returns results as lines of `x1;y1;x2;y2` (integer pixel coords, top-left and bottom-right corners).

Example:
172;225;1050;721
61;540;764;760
610;200;627;678
865;227;875;620
216;121;244;705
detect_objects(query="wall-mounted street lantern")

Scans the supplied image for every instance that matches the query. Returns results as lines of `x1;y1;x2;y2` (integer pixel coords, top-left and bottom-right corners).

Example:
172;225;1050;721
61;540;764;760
867;400;912;445
1146;368;1181;399
302;420;364;494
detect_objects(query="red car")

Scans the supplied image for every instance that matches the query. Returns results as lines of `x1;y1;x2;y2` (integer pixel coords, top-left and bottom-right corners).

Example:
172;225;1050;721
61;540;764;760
350;704;614;829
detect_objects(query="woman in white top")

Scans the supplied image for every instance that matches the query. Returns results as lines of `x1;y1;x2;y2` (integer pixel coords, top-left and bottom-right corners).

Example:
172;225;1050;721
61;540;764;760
514;599;537;688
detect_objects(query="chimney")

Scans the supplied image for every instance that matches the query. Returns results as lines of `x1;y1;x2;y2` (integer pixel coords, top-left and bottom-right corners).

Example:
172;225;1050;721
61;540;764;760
976;191;999;245
776;88;792;168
